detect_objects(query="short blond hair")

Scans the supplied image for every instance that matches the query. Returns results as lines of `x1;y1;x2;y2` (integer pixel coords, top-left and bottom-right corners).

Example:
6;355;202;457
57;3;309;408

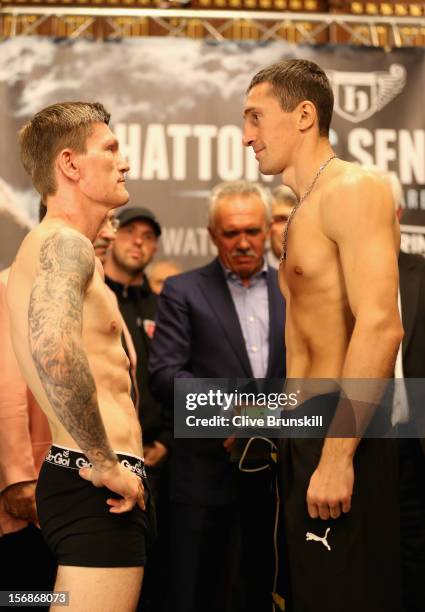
18;101;110;199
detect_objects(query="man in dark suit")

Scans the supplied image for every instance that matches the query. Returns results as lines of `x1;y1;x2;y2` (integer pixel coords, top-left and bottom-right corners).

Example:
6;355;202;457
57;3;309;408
365;167;425;612
149;180;286;612
399;250;425;391
392;178;425;612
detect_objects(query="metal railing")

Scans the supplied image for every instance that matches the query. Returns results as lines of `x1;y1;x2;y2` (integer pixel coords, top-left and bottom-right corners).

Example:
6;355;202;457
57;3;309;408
0;4;424;45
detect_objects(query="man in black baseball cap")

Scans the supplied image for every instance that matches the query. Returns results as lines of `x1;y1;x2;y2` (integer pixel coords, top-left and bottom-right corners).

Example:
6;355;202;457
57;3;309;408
104;205;165;448
104;205;168;610
116;206;162;238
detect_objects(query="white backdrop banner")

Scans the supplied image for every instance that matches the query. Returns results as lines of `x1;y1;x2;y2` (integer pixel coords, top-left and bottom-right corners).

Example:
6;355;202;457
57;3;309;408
0;38;424;269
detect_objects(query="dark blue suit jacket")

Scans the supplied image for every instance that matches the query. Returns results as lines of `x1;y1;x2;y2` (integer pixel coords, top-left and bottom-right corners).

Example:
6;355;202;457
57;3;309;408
149;257;286;504
399;251;425;452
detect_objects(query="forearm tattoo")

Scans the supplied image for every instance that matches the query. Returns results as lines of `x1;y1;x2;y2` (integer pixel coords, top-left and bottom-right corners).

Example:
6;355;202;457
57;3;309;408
28;230;117;469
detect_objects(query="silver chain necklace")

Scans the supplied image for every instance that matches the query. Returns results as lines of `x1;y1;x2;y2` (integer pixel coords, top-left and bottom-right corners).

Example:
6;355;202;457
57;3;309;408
280;154;337;262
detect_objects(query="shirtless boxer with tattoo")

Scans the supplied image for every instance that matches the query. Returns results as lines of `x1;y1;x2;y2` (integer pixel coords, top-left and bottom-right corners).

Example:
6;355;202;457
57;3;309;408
243;60;403;611
7;102;151;612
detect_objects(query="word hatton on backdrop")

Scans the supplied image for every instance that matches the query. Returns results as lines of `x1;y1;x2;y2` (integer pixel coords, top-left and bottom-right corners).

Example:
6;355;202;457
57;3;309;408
115;122;425;190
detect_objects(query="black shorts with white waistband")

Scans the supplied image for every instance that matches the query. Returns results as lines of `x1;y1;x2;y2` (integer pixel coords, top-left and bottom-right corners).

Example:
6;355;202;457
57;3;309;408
36;445;156;568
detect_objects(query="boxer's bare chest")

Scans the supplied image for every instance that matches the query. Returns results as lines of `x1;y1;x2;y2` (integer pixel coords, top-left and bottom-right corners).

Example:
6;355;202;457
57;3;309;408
279;195;343;302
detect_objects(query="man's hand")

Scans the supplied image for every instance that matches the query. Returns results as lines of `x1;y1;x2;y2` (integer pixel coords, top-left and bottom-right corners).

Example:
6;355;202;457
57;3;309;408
223;436;236;453
306;454;354;520
79;462;145;513
144;441;168;467
2;481;38;523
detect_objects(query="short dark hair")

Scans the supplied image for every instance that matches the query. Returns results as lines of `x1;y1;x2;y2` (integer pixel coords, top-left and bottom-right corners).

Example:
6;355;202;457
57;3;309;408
248;59;334;137
19;102;110;200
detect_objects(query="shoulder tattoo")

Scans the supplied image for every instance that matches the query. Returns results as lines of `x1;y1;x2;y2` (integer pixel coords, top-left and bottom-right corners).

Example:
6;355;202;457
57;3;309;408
28;231;115;462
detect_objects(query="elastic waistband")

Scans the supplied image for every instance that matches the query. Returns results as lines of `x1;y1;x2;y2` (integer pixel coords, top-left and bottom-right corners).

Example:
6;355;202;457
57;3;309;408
44;444;146;479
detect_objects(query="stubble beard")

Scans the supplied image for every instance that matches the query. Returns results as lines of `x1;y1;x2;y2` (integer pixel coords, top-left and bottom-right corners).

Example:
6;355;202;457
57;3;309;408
112;249;145;279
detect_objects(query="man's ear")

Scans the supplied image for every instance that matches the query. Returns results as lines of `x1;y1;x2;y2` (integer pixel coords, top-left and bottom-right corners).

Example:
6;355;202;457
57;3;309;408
208;225;218;247
297;100;316;132
56;148;81;183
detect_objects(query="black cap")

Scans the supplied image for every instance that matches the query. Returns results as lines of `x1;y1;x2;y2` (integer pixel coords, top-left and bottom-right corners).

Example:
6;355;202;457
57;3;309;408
116;207;161;237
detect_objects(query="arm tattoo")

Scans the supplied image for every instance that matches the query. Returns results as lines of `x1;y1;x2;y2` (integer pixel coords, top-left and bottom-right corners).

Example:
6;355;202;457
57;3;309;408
28;230;117;469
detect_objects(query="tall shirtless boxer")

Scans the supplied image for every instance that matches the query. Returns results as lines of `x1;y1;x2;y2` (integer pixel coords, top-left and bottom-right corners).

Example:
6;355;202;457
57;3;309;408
243;60;403;611
7;102;151;612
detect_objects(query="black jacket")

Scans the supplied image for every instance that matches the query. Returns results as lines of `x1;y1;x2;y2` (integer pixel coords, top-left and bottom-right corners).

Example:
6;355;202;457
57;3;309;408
105;275;165;445
399;251;425;453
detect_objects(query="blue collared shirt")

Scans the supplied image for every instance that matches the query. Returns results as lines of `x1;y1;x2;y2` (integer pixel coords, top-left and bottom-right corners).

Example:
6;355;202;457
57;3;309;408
222;260;269;378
